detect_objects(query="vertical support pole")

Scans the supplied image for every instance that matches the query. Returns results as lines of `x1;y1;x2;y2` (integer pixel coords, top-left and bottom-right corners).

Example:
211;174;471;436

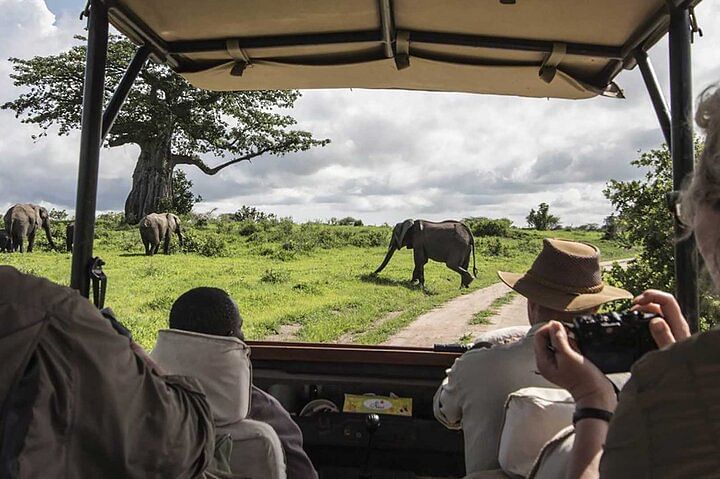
669;6;699;332
634;50;672;146
70;0;108;296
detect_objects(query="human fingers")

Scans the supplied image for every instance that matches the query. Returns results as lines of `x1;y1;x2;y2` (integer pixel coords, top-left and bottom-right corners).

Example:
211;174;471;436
649;317;676;348
630;302;663;317
547;321;581;359
634;290;690;341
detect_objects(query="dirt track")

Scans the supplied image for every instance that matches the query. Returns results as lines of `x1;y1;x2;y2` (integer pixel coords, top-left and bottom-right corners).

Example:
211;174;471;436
381;258;633;347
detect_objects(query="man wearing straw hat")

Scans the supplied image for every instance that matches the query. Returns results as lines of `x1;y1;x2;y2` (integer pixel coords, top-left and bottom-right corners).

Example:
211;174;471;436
433;238;632;473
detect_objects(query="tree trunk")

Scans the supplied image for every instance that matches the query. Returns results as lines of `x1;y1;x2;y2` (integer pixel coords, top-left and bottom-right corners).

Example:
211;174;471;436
124;136;174;224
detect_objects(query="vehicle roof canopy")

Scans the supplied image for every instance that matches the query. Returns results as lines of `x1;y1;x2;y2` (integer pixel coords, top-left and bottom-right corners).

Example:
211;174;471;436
106;0;700;99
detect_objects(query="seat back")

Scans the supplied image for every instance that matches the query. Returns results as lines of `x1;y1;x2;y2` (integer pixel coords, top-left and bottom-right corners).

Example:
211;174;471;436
151;330;286;479
497;387;574;478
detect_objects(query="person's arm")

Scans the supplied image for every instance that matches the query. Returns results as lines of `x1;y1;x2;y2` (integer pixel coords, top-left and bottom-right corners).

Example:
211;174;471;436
433;361;464;429
568;390;618;479
534;322;616;479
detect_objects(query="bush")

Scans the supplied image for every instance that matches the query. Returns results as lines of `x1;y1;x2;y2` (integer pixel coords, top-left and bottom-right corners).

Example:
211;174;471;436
261;268;290;284
464;217;513;237
237;220;260;236
180;231;229;257
526;203;561;230
481;237;509;257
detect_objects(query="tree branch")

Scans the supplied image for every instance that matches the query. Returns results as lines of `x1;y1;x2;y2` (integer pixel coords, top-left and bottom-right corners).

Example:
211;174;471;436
171;145;282;175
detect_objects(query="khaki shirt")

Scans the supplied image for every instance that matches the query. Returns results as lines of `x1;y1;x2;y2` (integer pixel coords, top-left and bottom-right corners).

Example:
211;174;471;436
434;323;558;473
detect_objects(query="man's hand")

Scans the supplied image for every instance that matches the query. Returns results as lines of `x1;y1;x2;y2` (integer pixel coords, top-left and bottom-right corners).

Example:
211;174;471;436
631;289;691;348
534;321;616;410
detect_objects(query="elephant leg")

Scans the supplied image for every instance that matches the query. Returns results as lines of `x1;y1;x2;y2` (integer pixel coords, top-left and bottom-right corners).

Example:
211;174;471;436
447;262;474;288
163;233;171;255
143;240;151;256
152;243;160;255
27;230;36;253
412;248;428;287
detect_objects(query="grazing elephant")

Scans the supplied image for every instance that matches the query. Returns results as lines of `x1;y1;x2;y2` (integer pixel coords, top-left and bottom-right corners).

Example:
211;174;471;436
139;212;183;256
3;204;57;253
0;230;11;252
373;219;477;288
66;222;75;252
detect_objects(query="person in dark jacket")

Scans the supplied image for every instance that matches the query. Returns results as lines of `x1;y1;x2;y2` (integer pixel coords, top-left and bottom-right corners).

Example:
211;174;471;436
0;266;215;478
164;287;319;479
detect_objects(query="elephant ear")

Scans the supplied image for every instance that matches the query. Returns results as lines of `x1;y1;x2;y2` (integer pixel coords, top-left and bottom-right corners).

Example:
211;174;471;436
395;219;415;249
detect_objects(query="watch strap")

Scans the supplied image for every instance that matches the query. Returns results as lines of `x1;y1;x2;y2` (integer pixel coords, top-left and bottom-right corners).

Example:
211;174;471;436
573;407;614;425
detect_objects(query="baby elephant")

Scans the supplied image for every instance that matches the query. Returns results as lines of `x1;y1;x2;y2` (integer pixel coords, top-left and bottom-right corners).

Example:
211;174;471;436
139;213;183;256
0;230;11;252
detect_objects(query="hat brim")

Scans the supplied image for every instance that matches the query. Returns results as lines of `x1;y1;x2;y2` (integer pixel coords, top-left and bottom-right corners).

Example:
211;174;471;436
497;271;633;312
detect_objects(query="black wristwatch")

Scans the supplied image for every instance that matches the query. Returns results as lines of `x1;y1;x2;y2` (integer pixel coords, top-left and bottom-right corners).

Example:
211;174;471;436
573;407;614;425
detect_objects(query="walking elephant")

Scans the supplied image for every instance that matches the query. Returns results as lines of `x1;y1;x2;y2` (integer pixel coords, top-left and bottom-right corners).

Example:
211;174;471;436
3;204;57;252
66;222;74;252
372;219;477;288
139;213;183;256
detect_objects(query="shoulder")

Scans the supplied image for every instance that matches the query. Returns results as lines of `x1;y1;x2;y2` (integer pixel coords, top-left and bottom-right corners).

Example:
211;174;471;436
451;338;529;372
630;329;720;389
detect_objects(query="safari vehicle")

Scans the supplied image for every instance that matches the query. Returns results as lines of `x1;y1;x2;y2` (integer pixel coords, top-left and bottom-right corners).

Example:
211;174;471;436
66;1;702;477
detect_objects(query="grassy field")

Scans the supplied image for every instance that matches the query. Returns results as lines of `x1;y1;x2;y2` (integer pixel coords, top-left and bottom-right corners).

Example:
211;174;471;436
0;218;637;349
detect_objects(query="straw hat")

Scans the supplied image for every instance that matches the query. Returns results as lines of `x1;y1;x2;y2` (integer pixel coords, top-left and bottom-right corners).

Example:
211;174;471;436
498;238;632;312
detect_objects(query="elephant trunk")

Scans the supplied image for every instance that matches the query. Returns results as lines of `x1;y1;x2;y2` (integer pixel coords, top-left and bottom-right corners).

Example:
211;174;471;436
43;222;56;250
373;245;397;274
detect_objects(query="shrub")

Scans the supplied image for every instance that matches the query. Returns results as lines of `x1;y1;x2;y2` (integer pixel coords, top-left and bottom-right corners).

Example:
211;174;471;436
261;268;290;284
481;237;509;257
237;220;260;236
180;231;229;257
464;217;513;237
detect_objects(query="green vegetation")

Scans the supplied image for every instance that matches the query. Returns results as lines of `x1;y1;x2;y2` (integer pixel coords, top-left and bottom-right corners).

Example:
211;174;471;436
0;216;636;349
472;292;517;325
603;142;720;329
526;202;561;230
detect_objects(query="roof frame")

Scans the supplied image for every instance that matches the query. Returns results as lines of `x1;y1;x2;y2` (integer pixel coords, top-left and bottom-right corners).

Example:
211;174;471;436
103;0;695;90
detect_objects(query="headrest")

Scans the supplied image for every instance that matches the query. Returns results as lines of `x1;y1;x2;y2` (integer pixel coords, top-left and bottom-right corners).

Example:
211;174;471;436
498;387;574;478
151;329;252;425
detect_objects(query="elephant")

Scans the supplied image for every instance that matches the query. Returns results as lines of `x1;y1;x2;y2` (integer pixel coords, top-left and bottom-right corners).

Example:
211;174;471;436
3;204;57;253
66;222;75;252
0;230;10;252
139;212;184;256
372;219;477;288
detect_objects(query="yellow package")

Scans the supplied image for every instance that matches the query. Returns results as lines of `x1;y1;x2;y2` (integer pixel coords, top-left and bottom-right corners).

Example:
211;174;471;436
342;394;412;417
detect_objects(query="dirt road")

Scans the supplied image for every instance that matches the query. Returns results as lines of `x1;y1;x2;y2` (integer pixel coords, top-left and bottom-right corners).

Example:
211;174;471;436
381;258;633;347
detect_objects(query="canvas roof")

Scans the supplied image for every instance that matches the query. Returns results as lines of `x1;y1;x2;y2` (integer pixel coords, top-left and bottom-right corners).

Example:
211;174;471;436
105;0;701;99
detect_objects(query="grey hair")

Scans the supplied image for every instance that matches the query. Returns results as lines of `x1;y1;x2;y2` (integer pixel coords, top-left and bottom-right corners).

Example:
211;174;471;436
680;84;720;227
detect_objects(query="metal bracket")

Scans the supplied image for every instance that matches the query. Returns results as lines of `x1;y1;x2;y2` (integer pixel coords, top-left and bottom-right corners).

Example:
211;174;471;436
90;257;107;309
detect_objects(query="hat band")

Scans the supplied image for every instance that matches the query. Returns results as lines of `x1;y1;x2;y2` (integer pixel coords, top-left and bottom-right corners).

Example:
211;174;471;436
524;270;605;294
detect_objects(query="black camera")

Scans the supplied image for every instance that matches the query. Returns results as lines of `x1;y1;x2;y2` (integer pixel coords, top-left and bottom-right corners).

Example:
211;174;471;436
567;310;659;374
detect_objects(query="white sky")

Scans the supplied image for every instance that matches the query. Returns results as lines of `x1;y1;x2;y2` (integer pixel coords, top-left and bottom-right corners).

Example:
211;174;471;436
1;0;719;226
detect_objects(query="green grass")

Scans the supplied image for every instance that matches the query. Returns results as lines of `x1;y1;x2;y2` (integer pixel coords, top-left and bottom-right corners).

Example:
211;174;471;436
0;223;638;349
471;291;517;325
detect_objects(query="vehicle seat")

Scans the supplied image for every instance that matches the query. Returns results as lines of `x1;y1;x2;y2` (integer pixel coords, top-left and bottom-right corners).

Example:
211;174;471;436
151;329;287;479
